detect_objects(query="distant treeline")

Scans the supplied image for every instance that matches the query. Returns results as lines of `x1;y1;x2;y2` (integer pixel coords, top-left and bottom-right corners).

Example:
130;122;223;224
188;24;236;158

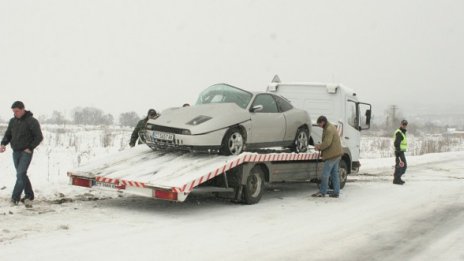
0;107;141;127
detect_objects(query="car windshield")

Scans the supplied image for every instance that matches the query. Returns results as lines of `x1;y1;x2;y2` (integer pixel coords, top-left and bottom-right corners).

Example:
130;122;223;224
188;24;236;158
195;84;253;109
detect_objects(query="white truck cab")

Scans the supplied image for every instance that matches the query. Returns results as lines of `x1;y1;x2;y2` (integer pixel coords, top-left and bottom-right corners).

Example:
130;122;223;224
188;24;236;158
267;75;372;173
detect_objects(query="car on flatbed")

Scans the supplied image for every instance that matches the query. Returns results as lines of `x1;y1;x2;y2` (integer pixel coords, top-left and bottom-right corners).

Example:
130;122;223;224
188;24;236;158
144;83;312;155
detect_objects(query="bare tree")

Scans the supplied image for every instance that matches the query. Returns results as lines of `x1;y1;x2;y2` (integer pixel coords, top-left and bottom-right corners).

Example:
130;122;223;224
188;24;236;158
72;107;114;125
46;111;69;124
119;111;140;127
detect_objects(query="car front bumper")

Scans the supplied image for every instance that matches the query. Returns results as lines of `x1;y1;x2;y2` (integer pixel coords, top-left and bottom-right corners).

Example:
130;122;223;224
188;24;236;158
143;128;228;152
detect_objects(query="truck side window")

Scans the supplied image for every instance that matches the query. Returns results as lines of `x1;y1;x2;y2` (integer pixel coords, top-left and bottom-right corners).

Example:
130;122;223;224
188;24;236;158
252;94;279;113
347;101;358;129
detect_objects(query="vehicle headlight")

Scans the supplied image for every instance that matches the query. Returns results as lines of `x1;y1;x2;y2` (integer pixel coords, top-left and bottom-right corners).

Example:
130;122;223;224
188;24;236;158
186;115;212;126
181;129;191;135
146;124;154;130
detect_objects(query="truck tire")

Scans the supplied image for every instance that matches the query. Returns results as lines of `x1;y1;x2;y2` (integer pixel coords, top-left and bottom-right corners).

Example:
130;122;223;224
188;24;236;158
291;127;309;153
338;160;348;189
329;159;348;189
242;166;265;204
221;127;245;155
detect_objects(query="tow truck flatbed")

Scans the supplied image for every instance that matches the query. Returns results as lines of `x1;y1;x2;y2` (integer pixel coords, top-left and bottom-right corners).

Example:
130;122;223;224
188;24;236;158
68;146;329;204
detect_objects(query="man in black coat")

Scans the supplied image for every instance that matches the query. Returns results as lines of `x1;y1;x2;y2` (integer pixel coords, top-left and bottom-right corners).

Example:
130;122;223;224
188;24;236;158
0;101;43;207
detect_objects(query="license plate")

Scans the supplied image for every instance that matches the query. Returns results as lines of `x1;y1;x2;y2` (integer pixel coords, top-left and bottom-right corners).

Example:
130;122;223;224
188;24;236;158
153;131;174;141
95;181;116;189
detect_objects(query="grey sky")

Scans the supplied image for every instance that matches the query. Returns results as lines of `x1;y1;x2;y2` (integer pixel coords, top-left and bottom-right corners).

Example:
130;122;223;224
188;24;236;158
1;0;463;121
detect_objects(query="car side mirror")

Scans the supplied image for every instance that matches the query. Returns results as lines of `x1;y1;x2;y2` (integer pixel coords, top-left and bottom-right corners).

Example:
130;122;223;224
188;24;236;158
251;105;264;112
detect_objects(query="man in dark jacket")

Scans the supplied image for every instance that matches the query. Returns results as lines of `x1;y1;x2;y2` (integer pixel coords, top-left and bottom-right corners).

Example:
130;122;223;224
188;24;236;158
0;101;43;207
312;116;343;198
393;120;408;185
129;109;159;147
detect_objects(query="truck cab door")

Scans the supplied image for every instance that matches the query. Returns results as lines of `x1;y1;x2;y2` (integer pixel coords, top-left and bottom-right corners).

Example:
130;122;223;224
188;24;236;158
344;100;372;162
358;102;372;130
344;100;361;162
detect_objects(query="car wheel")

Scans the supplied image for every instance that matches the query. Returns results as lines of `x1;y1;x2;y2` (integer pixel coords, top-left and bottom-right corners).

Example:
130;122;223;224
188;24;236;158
292;127;309;153
221;127;245;155
242;166;265;204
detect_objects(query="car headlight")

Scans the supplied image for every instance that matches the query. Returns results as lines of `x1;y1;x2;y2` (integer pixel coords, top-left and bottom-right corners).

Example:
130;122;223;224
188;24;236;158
181;129;191;135
186;115;212;126
146;124;154;130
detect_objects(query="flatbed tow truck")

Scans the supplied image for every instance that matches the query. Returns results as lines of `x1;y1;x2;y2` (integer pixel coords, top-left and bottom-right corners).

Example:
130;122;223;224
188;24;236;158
68;77;371;204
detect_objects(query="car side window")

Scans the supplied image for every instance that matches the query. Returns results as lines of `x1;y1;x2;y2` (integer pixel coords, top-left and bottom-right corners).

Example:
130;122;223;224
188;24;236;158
273;95;293;112
252;94;279;113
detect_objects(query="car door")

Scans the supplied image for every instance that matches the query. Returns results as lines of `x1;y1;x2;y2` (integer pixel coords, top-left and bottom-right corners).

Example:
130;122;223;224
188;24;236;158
249;94;286;144
273;94;299;142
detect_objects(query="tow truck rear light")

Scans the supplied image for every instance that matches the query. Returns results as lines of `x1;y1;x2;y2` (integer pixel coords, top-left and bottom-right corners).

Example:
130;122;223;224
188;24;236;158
153;189;178;201
72;177;93;188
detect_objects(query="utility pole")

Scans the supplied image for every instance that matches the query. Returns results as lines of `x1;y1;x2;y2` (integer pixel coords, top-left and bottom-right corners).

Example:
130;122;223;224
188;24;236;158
391;105;398;127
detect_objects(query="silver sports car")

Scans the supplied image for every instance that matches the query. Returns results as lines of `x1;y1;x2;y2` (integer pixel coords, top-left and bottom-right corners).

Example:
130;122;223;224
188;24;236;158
144;83;312;155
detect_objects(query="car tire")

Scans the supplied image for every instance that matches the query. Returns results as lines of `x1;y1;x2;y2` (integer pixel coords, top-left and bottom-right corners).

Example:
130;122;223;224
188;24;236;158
242;166;265;204
221;127;245;155
292;127;309;153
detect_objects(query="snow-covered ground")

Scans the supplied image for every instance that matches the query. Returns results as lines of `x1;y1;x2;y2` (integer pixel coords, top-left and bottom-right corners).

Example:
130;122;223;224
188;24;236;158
361;135;464;158
0;126;463;260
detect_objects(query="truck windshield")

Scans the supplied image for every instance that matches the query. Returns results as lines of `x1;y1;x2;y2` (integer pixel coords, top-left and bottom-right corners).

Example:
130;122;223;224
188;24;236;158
196;84;253;109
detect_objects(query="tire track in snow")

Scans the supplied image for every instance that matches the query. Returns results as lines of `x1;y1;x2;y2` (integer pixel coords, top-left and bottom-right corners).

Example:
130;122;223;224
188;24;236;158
344;203;464;261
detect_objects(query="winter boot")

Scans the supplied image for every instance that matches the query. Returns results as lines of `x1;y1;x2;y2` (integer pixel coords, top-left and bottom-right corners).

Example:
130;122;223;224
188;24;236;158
24;199;33;208
311;192;325;197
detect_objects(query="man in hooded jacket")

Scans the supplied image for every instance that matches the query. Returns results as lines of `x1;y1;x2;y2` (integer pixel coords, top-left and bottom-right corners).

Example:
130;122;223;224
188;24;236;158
0;101;43;207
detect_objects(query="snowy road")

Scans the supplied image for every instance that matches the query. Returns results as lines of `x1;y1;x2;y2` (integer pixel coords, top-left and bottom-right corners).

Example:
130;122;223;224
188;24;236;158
1;153;463;261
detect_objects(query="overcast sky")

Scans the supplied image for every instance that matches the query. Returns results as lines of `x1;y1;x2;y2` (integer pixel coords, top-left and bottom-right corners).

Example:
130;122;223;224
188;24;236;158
1;0;463;121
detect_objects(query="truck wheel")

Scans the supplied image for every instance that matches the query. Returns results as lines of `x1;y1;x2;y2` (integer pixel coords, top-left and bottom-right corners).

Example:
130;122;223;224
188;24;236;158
292;127;309;153
221;127;245;155
242;166;265;204
329;159;348;189
338;160;348;189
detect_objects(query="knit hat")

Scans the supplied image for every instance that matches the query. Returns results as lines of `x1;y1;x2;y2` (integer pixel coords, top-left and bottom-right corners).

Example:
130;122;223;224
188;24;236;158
11;101;25;109
147;109;157;116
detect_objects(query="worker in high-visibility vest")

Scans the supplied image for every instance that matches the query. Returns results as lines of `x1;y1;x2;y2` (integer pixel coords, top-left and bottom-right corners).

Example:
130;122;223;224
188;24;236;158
393;120;408;185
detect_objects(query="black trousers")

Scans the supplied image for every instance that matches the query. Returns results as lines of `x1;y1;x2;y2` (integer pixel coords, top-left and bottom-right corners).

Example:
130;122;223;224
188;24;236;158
394;151;407;181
